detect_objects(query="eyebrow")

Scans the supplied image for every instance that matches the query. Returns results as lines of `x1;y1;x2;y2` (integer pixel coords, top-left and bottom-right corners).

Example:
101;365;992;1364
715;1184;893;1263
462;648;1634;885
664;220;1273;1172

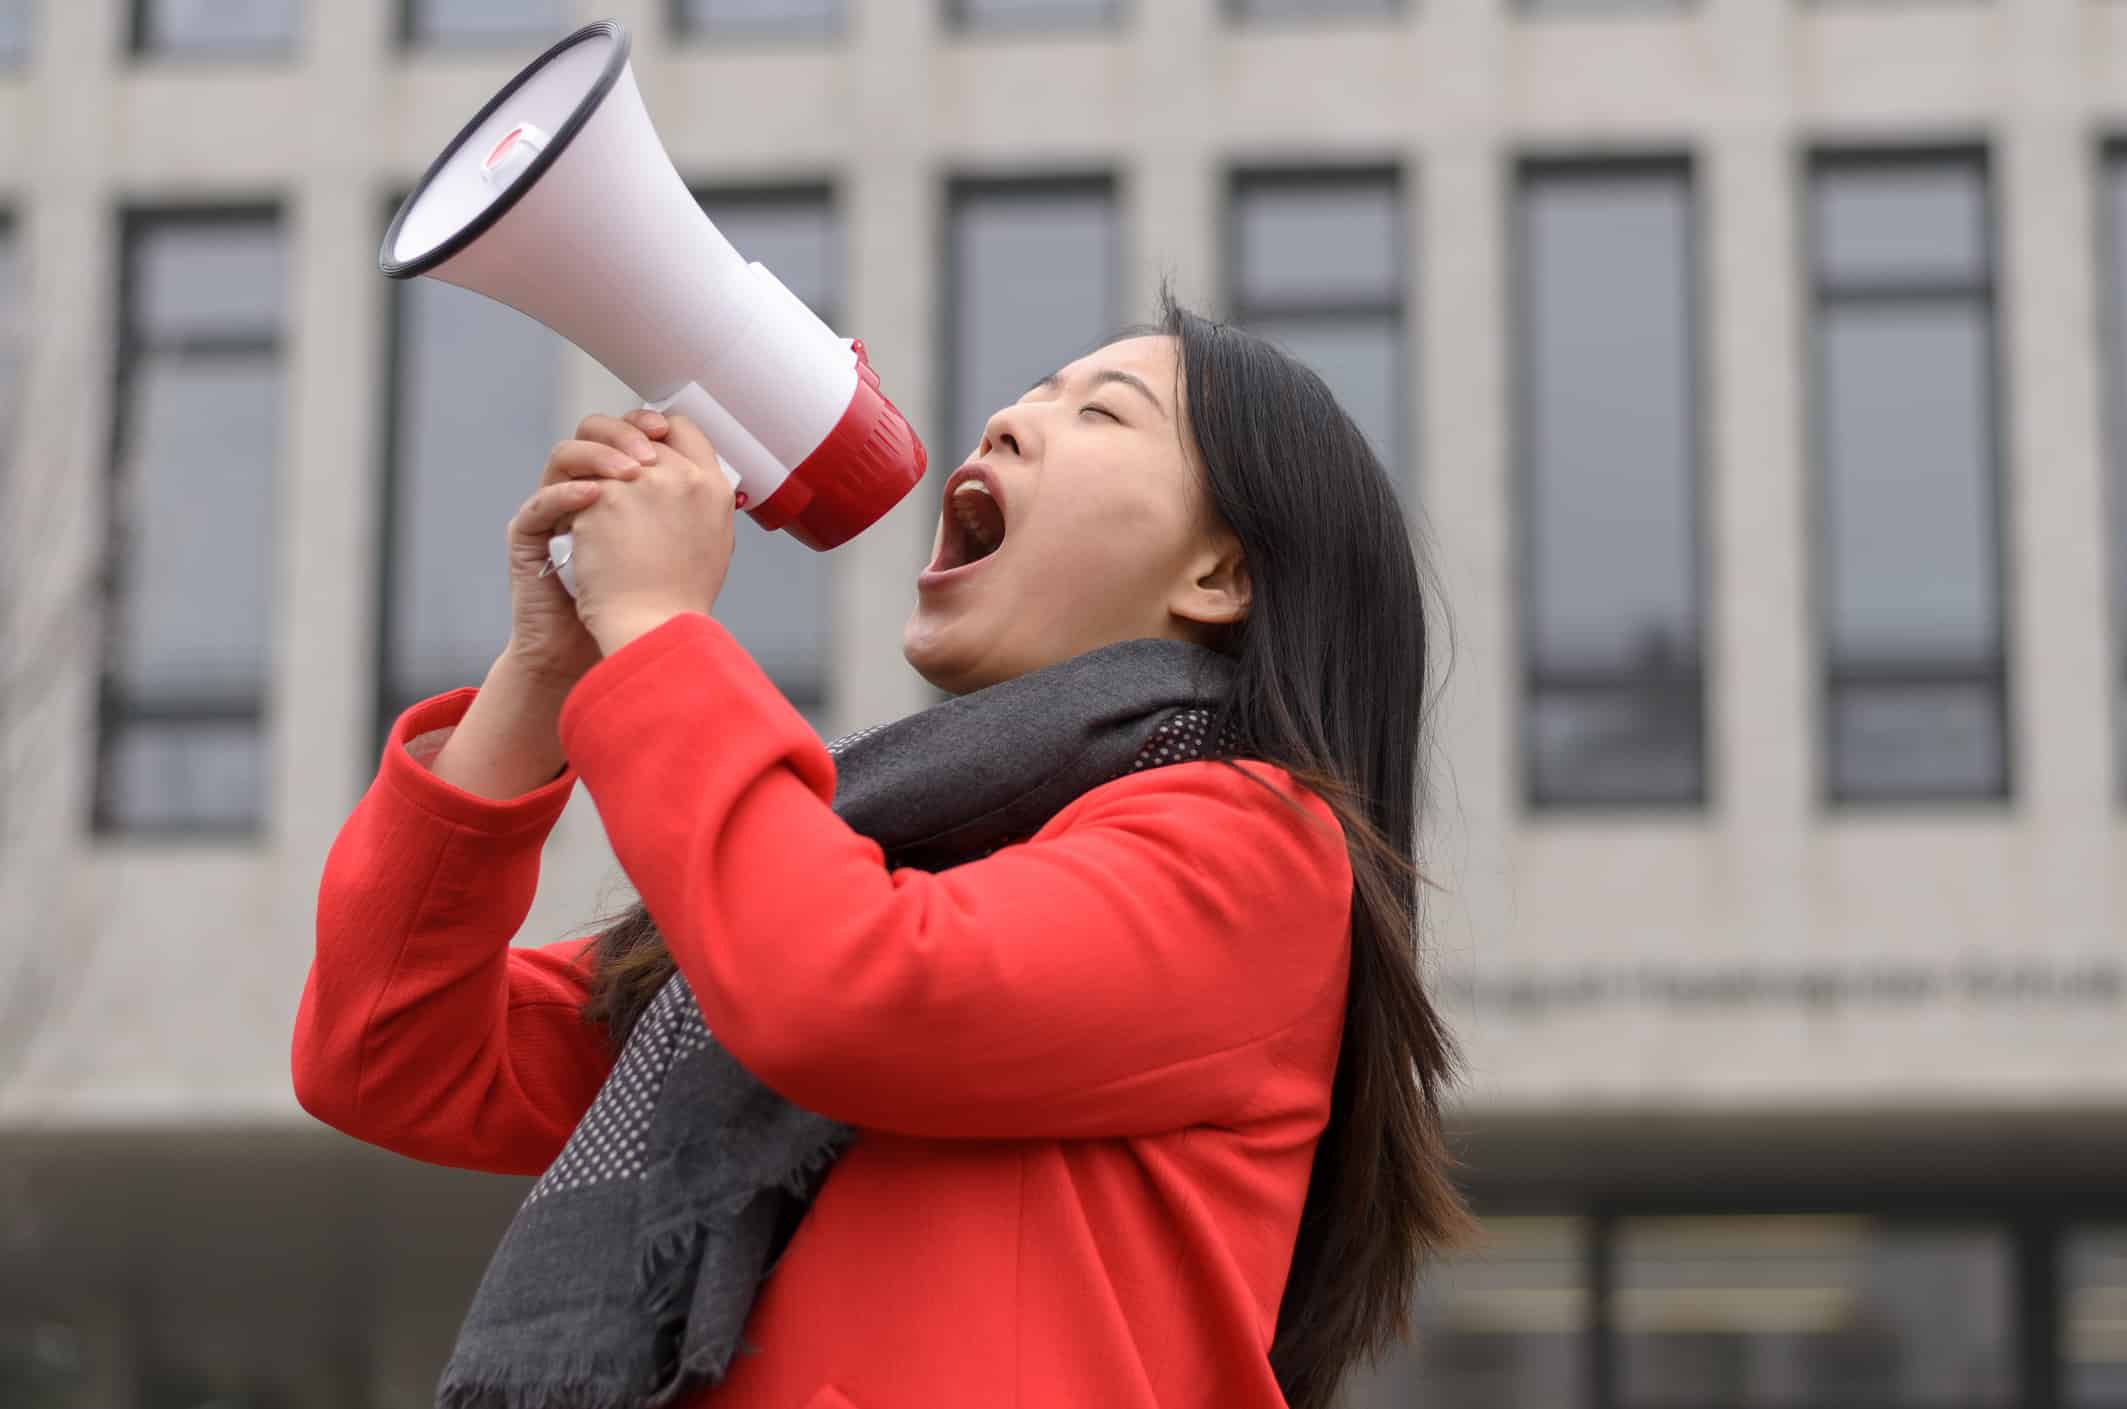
1029;368;1168;420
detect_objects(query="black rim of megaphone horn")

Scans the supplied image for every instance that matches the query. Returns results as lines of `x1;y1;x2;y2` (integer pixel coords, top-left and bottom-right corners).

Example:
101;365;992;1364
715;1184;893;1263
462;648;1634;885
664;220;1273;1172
379;19;632;281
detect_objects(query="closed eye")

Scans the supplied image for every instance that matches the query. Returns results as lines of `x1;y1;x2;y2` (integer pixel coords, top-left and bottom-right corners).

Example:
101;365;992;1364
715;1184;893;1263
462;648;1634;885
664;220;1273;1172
1080;403;1121;423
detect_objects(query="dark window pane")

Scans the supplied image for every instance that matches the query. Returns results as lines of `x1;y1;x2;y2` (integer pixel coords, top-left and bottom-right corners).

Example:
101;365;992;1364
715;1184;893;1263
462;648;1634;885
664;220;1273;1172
1830;677;2004;798
1821;305;1999;662
1235;180;1399;306
407;0;572;46
138;0;297;54
135;222;283;341
1817;161;1986;288
117;359;280;696
386;279;560;715
2068;1228;2127;1406
0;0;32;65
675;0;839;37
1345;1217;1591;1409
1520;165;1702;806
1232;0;1401;18
1616;1217;2016;1407
105;719;263;832
103;214;284;833
1813;155;2005;803
1231;173;1407;484
2105;156;2127;798
1523;0;1685;10
955;0;1121;29
948;182;1119;460
697;193;841;717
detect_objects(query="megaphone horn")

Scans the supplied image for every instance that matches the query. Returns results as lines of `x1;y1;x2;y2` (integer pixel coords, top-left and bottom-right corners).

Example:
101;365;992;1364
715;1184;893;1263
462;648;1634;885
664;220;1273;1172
380;19;927;593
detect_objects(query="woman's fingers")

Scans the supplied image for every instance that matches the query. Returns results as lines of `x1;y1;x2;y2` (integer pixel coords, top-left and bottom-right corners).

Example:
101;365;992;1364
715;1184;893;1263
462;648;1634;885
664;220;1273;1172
542;438;645;487
658;415;725;485
622;407;670;439
573;412;663;465
512;479;603;539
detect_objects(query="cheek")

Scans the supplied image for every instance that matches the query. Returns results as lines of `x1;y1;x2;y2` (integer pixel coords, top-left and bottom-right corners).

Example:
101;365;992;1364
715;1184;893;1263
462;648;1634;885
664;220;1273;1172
1010;489;1193;613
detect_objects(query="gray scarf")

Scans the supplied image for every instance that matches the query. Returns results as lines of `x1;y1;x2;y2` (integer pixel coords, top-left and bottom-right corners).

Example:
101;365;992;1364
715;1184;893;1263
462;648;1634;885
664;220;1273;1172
437;637;1236;1409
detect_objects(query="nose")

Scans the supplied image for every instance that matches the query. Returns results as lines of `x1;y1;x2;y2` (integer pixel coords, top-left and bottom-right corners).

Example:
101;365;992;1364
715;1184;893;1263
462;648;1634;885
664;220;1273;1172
976;401;1038;463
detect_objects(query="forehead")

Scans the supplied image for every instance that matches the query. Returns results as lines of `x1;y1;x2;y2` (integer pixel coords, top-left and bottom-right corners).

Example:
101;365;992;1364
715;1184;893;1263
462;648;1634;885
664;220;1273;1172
1055;334;1178;391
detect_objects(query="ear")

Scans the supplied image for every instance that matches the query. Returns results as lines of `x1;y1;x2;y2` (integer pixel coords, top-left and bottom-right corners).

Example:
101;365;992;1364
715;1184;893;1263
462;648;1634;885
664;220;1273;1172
1170;534;1251;630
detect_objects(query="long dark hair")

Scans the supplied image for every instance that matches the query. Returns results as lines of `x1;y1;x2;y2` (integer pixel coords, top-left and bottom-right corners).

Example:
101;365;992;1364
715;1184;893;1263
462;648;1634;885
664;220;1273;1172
577;292;1470;1409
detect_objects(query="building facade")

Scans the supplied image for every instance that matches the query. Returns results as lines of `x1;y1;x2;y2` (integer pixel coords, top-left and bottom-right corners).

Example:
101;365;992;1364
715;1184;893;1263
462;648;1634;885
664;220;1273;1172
1;0;2125;1405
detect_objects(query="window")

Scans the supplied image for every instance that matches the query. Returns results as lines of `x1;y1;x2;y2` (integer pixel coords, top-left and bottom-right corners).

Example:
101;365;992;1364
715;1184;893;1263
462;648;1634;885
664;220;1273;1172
946;177;1121;462
132;0;298;57
402;0;571;48
1521;0;1687;13
1229;0;1402;19
950;0;1122;29
1230;169;1407;480
1345;1217;1592;1409
377;204;565;740
0;0;33;66
100;211;285;835
1809;152;2008;803
2103;149;2127;800
1616;1216;2015;1406
1516;160;1704;808
673;0;840;39
2067;1227;2127;1406
694;188;841;719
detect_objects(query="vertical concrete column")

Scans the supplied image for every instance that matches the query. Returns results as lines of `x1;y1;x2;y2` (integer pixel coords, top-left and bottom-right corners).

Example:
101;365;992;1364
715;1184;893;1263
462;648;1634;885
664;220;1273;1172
1126;0;1218;318
1416;0;1511;992
835;0;938;734
1703;0;1813;949
1997;0;2114;942
0;0;127;1099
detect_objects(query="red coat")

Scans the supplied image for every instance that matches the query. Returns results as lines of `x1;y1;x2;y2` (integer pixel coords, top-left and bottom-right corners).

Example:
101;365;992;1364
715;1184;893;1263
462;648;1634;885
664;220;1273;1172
293;613;1352;1409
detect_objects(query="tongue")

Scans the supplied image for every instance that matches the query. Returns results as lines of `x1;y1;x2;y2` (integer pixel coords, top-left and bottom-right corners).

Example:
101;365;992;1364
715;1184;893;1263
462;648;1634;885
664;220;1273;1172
959;491;1005;558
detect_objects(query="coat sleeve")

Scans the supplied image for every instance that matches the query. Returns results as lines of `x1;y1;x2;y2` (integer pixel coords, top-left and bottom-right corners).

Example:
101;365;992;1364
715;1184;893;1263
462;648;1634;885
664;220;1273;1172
557;614;1354;1141
291;689;615;1175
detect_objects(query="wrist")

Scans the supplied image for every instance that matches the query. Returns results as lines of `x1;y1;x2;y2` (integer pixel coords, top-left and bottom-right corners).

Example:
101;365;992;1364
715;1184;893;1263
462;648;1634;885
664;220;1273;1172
591;605;694;658
492;648;584;706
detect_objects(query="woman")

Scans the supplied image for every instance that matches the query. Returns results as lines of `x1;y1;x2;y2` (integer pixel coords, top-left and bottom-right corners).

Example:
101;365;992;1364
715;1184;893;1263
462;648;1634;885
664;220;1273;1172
293;296;1467;1409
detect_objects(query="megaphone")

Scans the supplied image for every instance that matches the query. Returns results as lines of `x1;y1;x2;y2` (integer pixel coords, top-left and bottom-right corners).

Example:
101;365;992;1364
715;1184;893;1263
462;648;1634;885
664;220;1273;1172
380;19;926;595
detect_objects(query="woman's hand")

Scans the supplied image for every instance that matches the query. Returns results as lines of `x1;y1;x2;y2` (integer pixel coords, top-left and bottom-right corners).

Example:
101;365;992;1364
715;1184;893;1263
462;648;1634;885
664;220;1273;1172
501;411;669;690
564;415;736;658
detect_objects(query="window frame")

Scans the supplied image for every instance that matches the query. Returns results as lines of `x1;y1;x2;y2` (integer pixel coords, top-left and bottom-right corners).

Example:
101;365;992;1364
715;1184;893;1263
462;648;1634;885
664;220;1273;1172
2095;138;2127;808
99;203;284;839
394;0;575;51
1224;162;1412;485
127;0;301;61
1509;152;1710;814
667;0;846;42
1803;144;2014;809
943;0;1127;33
938;171;1123;471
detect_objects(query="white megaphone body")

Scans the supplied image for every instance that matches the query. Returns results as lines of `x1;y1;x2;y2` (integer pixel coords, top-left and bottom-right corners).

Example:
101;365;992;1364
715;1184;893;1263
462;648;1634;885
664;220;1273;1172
381;19;926;593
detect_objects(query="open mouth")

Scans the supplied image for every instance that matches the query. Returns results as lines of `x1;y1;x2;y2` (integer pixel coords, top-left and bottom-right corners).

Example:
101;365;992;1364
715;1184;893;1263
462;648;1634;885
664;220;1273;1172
931;469;1008;574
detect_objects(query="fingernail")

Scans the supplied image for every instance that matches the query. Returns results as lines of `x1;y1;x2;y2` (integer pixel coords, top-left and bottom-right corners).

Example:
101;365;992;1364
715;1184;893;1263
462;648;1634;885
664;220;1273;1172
633;440;659;464
641;411;669;432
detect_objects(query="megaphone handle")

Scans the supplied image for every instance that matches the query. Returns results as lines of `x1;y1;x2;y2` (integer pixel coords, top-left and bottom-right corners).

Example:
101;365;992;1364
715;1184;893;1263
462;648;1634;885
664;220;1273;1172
538;417;742;599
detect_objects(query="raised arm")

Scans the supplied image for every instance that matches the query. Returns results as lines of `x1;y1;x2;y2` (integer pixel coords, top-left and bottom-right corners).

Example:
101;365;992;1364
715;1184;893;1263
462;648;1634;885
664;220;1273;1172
291;661;615;1175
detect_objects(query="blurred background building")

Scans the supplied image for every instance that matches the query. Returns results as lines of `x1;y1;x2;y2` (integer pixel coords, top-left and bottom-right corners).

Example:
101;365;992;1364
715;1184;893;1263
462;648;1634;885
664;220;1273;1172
1;0;2125;1405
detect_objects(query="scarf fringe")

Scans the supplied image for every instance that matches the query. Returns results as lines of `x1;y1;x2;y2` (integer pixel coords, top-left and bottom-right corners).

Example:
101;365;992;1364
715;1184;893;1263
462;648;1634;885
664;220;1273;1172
438;1352;647;1409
